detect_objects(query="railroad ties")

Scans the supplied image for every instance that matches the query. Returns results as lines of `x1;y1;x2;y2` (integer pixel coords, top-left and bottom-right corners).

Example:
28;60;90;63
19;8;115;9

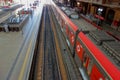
29;5;82;80
48;5;82;80
30;5;64;80
42;6;61;80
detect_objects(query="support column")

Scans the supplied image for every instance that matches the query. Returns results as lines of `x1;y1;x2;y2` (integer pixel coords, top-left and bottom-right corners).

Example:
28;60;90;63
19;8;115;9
70;0;76;8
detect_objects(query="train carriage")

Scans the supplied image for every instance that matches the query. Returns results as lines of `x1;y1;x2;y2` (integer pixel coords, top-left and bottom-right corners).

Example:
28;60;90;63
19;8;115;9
60;18;76;50
75;33;110;80
51;2;120;80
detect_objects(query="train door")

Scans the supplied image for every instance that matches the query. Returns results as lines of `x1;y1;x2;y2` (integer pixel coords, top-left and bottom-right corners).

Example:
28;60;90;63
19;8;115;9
60;17;62;27
83;53;90;69
58;14;60;24
56;12;58;20
81;47;94;75
61;20;66;32
90;65;105;80
61;19;64;28
75;40;84;60
69;30;75;46
59;18;61;26
87;59;93;75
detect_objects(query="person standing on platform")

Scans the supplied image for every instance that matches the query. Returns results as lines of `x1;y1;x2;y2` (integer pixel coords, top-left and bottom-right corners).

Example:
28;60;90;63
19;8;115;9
4;24;9;32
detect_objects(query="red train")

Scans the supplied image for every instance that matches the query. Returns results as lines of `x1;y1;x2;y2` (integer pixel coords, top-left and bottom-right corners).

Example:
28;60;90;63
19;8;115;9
51;1;120;80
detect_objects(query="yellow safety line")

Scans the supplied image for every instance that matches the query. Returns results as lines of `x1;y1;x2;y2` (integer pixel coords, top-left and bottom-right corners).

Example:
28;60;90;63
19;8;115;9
18;6;43;80
36;13;45;80
18;6;44;80
18;39;33;80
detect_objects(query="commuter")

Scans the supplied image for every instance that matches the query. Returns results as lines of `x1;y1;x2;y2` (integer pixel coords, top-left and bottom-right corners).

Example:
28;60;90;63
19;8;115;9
4;24;9;32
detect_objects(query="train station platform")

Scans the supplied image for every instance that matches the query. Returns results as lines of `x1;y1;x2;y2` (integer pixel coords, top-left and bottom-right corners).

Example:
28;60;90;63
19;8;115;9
0;4;23;24
0;3;43;80
1;1;119;79
59;3;120;41
80;14;120;41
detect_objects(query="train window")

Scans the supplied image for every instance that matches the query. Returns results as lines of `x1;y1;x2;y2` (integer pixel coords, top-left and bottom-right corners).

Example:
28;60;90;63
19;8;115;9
90;65;105;80
61;20;64;28
69;31;75;46
87;59;93;75
71;35;75;46
63;21;65;26
61;19;63;27
83;53;88;67
60;19;62;26
83;52;94;76
76;41;84;60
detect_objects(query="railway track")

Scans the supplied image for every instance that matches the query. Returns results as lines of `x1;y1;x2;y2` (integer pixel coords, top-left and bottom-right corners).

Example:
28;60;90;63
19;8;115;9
48;5;82;80
29;3;120;80
29;5;68;80
29;4;82;80
42;6;60;80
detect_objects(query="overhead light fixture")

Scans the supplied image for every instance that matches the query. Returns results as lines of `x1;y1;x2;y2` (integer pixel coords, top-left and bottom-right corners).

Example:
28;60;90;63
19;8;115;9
98;8;103;12
77;2;80;6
